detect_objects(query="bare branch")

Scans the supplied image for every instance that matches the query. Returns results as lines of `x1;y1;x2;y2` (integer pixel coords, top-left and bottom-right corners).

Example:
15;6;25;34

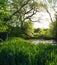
46;8;53;22
25;8;33;14
25;10;37;19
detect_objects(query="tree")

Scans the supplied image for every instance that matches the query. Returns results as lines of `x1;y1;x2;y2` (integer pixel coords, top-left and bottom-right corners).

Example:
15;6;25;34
5;0;46;37
39;0;57;22
0;0;10;32
45;0;57;42
1;0;57;38
8;0;43;19
8;20;34;38
0;0;47;38
23;21;34;38
49;14;57;42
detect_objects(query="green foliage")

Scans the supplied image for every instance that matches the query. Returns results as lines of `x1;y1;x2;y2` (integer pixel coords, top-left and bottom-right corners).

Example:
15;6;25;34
0;20;8;32
8;21;34;38
8;25;23;37
23;21;34;37
0;0;10;23
49;15;57;41
0;0;7;4
0;32;8;41
0;0;48;39
34;28;52;40
0;38;57;65
0;0;10;32
0;10;10;21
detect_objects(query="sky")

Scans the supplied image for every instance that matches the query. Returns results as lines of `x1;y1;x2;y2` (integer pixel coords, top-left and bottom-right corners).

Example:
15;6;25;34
33;0;56;29
33;11;55;29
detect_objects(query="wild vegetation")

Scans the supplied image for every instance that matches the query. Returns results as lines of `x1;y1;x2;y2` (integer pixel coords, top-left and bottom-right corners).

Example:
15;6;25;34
49;15;57;42
0;38;57;65
0;0;57;65
33;28;53;40
0;0;57;41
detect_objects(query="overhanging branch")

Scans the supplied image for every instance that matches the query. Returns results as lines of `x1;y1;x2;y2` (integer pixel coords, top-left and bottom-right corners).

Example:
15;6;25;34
25;10;37;19
6;0;31;21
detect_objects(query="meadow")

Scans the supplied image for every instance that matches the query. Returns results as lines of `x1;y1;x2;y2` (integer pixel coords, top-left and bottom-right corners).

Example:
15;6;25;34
0;38;57;65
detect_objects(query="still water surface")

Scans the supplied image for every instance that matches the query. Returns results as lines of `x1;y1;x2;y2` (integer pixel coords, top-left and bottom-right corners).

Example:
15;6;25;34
28;39;54;44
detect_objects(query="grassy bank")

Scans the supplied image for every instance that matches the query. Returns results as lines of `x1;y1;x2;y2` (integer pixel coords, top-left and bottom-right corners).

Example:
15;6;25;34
0;38;57;65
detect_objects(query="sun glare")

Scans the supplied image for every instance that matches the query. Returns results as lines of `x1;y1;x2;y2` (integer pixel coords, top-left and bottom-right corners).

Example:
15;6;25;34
33;22;49;29
33;11;55;29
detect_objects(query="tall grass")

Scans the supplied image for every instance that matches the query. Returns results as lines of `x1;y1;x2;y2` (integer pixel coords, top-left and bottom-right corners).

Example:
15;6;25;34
0;38;57;65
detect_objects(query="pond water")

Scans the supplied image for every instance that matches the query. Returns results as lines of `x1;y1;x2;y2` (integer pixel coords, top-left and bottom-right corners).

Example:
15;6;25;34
27;39;54;44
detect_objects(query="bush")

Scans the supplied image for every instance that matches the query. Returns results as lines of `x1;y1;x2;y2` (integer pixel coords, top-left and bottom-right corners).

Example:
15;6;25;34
33;28;53;40
0;38;57;65
0;32;8;41
49;15;57;42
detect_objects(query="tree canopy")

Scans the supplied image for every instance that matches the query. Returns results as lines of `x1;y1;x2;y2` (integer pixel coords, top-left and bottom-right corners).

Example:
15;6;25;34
0;0;57;39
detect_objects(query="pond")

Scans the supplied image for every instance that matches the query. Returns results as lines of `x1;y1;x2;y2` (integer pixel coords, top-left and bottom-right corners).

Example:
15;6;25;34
27;39;54;44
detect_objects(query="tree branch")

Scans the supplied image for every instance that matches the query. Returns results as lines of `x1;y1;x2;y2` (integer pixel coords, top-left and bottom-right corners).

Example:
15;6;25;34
46;8;53;22
25;8;33;14
6;0;31;21
25;10;37;19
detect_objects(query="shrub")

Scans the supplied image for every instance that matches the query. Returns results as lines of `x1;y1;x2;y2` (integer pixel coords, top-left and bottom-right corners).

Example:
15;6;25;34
0;32;8;41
